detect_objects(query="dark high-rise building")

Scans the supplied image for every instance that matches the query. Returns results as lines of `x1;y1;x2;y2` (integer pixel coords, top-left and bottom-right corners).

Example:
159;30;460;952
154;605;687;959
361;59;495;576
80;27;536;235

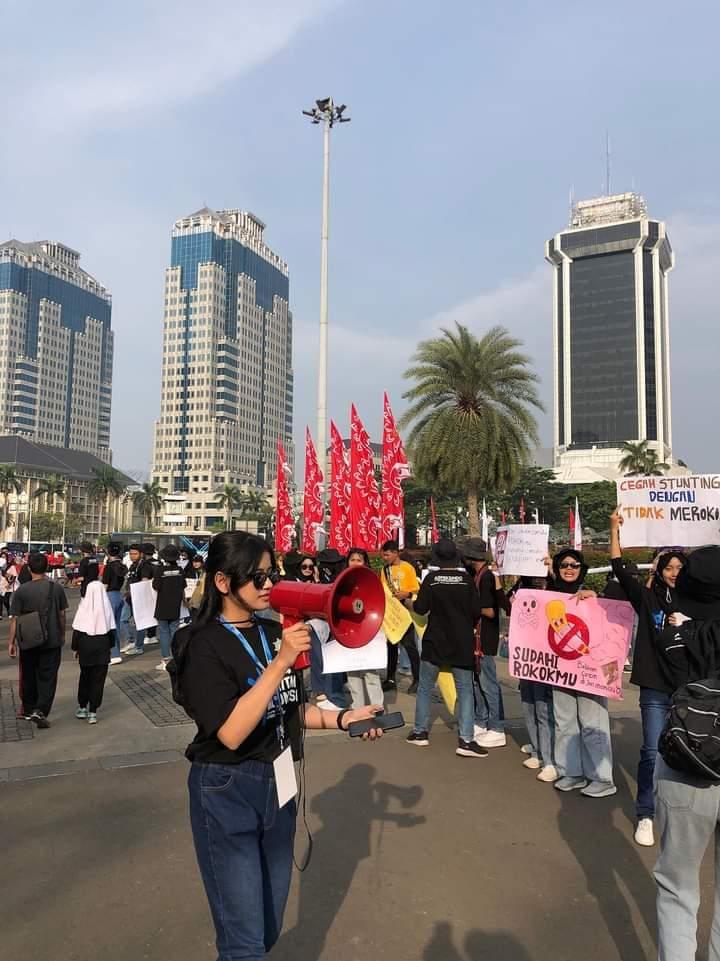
545;193;674;480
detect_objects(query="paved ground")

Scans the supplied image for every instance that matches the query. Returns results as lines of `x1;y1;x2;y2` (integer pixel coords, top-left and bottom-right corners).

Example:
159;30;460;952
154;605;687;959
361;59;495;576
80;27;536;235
0;594;715;960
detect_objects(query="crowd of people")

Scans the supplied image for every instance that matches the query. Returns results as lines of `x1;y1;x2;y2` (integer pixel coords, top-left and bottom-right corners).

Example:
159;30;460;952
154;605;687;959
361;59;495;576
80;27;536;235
4;519;720;960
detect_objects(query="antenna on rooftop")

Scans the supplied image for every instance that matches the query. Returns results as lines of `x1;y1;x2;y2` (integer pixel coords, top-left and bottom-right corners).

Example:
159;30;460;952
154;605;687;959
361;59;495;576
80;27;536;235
605;132;611;196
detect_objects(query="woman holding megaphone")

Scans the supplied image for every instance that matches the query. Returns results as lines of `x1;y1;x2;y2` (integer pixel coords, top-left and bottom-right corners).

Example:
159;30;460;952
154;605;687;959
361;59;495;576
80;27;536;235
172;532;382;961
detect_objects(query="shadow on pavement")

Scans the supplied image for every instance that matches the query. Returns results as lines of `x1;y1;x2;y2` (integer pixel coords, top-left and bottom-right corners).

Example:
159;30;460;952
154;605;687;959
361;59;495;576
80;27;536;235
423;921;532;961
273;762;425;961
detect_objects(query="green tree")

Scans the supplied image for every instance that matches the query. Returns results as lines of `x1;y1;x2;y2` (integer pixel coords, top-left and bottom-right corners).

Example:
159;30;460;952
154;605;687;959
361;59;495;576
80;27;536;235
401;323;542;535
0;465;22;538
29;512;64;541
619;440;669;477
132;479;164;530
214;484;245;530
243;490;269;517
565;482;618;538
87;466;125;536
33;474;68;543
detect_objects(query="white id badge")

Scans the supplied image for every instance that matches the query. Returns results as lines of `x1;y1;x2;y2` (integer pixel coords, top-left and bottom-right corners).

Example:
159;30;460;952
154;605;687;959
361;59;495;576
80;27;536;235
273;746;298;808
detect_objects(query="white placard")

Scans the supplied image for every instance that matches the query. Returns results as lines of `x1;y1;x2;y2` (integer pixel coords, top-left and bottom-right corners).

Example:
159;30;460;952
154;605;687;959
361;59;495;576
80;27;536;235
130;580;158;630
494;525;550;577
617;474;720;547
321;631;389;674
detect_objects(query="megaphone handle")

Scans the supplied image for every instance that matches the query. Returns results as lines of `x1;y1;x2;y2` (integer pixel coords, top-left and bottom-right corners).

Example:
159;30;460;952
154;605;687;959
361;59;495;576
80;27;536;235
282;612;312;672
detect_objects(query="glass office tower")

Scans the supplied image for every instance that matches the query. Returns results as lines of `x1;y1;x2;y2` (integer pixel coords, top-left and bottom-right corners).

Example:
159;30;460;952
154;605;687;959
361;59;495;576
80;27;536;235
545;193;673;478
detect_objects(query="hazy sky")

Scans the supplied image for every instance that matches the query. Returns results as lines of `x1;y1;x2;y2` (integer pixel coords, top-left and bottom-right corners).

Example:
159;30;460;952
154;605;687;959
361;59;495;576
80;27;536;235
2;0;719;477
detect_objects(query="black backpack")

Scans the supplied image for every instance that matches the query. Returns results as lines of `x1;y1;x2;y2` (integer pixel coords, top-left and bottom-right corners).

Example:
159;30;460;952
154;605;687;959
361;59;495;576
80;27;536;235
659;679;720;782
168;627;195;718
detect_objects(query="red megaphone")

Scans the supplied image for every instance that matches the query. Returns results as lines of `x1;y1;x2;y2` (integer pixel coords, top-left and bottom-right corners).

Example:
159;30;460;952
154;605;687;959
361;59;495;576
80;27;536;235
269;566;386;670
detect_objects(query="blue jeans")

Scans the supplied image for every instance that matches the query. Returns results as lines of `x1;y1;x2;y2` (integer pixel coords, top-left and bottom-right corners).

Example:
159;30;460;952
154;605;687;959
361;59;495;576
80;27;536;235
655;757;720;961
120;600;145;652
553;688;613;783
474;655;505;733
413;661;475;743
520;681;555;766
106;591;125;659
637;687;671;820
189;761;296;960
309;628;347;707
156;619;180;660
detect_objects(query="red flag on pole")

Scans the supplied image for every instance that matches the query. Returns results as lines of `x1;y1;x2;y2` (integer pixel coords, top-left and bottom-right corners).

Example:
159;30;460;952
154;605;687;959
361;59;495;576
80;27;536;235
301;428;324;553
275;440;294;553
501;510;507;524
329;421;352;554
380;393;411;543
430;497;440;544
519;497;526;523
568;506;575;541
350;404;381;550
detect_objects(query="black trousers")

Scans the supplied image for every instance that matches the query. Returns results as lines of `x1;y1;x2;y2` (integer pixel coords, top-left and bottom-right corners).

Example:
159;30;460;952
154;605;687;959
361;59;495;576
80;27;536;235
386;624;420;683
78;665;109;712
1;594;10;615
19;646;62;716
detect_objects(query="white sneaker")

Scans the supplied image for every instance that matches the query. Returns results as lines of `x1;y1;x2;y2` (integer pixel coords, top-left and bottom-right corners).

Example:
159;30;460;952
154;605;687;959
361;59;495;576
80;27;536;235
537;764;559;783
120;644;135;654
476;731;507;748
145;637;159;645
473;724;488;741
523;756;541;770
634;817;655;847
155;660;170;672
316;698;343;712
109;656;122;665
520;743;534;755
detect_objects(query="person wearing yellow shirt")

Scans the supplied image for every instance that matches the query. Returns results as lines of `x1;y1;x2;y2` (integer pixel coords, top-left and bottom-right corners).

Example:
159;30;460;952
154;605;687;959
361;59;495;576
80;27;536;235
381;540;420;694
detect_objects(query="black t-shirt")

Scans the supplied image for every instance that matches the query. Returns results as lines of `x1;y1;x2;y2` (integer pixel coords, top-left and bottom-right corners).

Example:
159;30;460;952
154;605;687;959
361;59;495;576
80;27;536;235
152;564;187;621
103;558;127;592
414;569;482;668
11;578;69;648
181;620;302;765
78;556;99;597
475;567;501;657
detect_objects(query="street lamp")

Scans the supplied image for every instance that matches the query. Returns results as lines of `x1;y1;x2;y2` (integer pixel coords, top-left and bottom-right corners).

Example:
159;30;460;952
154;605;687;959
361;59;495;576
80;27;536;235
302;97;351;528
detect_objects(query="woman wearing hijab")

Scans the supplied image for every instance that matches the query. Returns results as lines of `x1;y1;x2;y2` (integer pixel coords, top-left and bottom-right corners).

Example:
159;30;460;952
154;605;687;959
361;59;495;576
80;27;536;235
609;508;686;846
545;548;616;798
71;580;116;724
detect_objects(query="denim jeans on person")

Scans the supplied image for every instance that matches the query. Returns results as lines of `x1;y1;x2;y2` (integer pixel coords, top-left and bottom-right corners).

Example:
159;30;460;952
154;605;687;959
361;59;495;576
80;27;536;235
655;757;720;961
414;661;475;742
120;600;145;652
473;654;505;733
309;626;347;707
188;761;296;961
156;619;180;660
552;688;613;783
520;680;555;765
637;687;671;820
106;590;125;659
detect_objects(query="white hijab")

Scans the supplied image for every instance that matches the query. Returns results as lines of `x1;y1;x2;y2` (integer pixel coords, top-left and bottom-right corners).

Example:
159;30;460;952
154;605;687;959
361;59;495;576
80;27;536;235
73;580;116;636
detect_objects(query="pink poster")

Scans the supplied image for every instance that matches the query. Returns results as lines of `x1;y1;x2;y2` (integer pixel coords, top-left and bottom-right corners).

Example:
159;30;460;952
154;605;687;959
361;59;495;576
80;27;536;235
508;590;635;700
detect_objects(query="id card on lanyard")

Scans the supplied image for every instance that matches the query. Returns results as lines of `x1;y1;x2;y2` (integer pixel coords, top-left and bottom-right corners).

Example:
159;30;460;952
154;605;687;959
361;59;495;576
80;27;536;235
217;617;297;807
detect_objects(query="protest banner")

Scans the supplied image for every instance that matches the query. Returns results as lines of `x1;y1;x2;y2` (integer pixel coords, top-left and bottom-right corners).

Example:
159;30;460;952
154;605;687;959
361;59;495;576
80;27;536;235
130;580;158;631
381;578;413;644
493;524;549;577
508;589;634;700
617;474;720;546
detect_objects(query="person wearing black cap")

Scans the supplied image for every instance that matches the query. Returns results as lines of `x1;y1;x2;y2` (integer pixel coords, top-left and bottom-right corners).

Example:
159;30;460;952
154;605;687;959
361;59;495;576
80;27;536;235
610;508;686;847
407;538;486;757
103;542;127;665
461;536;508;749
546;548;617;798
153;544;188;671
653;545;720;961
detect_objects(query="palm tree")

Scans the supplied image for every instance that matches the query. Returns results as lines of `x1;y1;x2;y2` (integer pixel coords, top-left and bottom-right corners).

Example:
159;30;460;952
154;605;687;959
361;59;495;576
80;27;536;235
244;490;270;516
214;484;245;530
87;466;125;538
400;323;542;536
33;474;67;545
0;465;22;539
132;479;164;531
619;440;669;477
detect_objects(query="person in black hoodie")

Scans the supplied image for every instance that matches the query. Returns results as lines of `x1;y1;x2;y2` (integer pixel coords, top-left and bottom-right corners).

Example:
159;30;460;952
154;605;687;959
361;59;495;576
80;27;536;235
609;508;686;846
407;538;486;758
653;545;720;961
545;548;617;798
153;544;189;672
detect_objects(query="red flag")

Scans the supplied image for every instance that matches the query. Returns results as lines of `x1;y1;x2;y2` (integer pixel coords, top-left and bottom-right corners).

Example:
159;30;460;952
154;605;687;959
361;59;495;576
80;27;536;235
275;440;294;553
301;428;324;553
329;421;352;553
350;404;381;550
519;497;526;523
501;510;507;524
380;393;411;542
430;497;439;544
568;507;575;538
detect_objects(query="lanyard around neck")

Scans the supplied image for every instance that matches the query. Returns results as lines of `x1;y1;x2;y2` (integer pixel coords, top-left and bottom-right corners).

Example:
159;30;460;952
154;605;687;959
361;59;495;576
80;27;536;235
217;616;273;674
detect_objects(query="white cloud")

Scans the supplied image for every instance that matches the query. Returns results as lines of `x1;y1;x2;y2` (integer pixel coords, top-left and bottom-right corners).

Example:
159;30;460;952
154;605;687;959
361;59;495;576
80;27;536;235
1;0;343;131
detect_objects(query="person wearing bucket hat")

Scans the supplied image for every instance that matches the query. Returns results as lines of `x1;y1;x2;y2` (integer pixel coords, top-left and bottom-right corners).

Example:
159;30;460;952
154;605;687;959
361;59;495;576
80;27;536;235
461;537;508;750
407;538;487;757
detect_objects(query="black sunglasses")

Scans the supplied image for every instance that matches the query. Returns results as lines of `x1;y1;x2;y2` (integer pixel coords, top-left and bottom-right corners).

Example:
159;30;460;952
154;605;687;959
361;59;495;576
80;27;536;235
300;563;315;570
249;568;281;590
559;562;581;570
